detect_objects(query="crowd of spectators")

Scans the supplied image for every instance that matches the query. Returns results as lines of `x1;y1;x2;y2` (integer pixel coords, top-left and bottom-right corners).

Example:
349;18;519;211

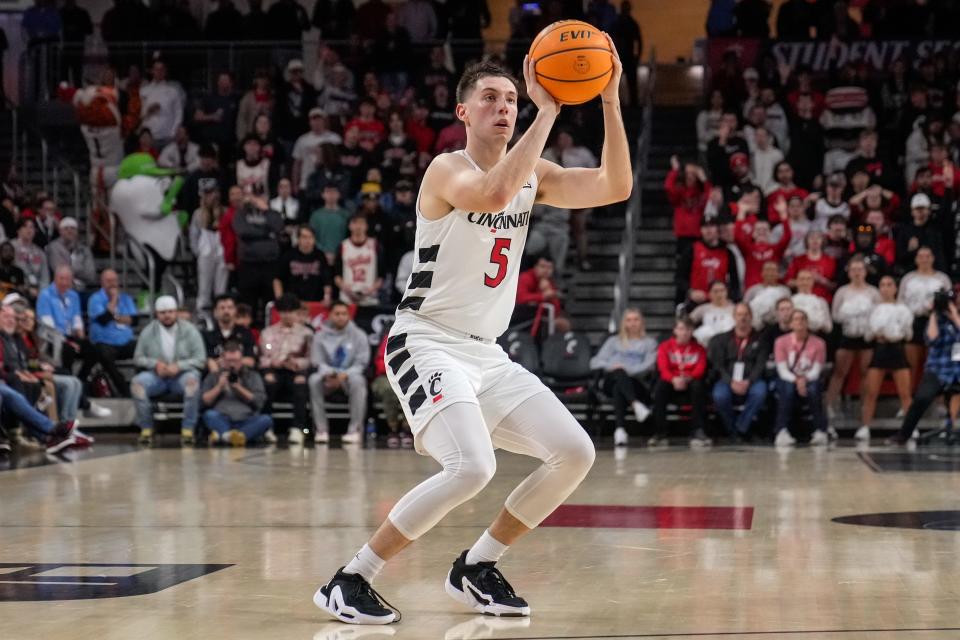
655;7;960;448
2;0;632;455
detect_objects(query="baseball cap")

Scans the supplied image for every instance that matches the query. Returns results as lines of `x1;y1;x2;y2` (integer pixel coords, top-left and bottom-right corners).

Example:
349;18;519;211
155;295;178;312
394;179;414;192
360;182;382;196
58;216;78;230
286;58;304;73
911;193;932;209
309;107;326;118
2;292;25;307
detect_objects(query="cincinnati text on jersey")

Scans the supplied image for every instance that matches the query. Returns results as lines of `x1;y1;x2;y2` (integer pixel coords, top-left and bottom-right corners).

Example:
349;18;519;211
466;210;531;230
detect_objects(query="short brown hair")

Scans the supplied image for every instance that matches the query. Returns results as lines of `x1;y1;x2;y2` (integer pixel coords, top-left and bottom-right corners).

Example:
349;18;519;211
456;61;519;103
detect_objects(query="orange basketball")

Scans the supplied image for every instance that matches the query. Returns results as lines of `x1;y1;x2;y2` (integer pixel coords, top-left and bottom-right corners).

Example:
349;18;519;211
529;20;612;105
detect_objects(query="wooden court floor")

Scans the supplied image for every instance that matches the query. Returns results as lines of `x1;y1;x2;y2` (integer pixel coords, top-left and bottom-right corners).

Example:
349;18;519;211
2;439;960;640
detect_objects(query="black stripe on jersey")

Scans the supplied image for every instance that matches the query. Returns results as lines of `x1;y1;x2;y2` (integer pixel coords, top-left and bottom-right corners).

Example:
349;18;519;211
387;349;412;375
398;366;419;395
386;333;407;355
409;386;427;416
398;296;426;311
419;244;440;263
407;271;434;290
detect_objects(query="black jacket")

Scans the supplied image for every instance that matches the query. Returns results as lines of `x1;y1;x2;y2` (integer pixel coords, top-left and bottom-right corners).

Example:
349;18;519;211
707;329;769;385
233;205;283;264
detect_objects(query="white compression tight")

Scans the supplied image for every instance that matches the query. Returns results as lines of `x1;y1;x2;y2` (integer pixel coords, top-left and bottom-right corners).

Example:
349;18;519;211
387;391;596;540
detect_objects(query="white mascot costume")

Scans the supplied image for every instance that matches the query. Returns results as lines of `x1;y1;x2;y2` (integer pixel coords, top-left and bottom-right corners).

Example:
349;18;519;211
109;153;185;285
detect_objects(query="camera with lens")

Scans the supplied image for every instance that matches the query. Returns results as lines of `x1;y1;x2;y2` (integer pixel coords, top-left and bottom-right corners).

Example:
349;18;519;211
933;288;955;313
228;371;239;384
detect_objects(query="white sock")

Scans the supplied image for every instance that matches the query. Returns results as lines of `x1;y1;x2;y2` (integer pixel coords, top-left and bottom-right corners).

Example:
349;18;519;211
465;529;509;565
343;544;386;584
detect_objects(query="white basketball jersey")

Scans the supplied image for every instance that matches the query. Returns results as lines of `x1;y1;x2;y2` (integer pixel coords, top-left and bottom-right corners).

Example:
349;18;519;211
398;150;537;340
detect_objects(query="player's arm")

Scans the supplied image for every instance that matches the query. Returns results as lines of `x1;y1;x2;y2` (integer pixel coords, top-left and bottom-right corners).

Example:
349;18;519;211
419;57;560;220
536;34;632;208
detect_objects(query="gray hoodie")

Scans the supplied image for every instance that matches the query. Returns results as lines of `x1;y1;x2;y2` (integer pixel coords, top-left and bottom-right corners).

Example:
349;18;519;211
310;318;369;377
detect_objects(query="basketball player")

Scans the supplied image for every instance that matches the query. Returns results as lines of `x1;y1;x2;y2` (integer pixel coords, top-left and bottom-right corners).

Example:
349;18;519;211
314;39;632;624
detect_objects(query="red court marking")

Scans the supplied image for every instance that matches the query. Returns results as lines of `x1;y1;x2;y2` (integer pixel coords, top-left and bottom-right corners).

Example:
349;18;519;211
541;505;754;530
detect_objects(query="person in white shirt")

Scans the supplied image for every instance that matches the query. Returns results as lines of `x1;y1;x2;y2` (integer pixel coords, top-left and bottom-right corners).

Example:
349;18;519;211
696;89;725;158
158;125;199;172
689;280;736;345
811;172;850;231
898;246;953;375
139;60;186;148
292;108;342;193
189;186;228;313
752;127;784;194
542;129;598;270
826;256;882;414
270;178;301;244
859;274;913;441
791;269;833;334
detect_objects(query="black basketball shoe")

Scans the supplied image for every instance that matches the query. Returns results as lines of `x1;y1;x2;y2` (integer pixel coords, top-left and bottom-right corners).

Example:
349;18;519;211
313;568;400;625
444;550;530;617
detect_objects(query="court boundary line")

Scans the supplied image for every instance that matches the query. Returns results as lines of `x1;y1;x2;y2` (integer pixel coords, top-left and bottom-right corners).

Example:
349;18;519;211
492;627;960;639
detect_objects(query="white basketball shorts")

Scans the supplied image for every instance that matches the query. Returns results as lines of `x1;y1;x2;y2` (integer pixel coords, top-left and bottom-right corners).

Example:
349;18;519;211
384;312;549;453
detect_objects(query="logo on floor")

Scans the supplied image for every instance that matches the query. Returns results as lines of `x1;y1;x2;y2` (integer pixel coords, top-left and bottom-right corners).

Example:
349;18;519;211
0;563;232;601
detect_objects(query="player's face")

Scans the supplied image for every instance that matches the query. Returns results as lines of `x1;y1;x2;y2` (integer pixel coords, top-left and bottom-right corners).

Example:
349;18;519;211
459;76;517;142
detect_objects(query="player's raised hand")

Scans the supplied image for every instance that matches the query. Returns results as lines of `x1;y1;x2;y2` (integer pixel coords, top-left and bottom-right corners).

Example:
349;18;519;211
523;54;560;116
600;32;623;103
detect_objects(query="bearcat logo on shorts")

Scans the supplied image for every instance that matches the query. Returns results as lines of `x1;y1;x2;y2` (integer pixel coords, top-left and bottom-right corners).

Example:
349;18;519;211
429;372;443;403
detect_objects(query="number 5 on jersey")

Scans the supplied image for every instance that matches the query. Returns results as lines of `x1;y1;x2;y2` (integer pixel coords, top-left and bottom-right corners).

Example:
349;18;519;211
484;238;512;288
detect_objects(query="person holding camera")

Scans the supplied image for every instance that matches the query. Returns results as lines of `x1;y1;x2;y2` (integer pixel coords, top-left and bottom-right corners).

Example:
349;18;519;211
201;340;272;447
888;289;960;446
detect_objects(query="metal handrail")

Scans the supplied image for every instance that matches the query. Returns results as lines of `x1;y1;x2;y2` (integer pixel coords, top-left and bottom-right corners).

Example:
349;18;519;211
120;226;156;303
609;50;656;333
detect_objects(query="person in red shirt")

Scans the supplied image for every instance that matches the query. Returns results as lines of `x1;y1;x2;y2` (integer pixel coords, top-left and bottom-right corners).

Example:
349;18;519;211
849;184;901;225
926;142;959;197
405;101;436;155
675;219;741;307
859;209;896;266
344;98;386;152
650;317;709;447
665;155;711;255
734;212;792;291
514;256;562;325
219;185;243;286
786;230;837;301
765;161;807;224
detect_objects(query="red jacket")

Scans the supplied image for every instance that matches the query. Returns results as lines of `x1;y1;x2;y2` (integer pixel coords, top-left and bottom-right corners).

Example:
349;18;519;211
665;169;710;239
516;268;562;313
656;337;707;382
786;253;837;301
220;206;238;268
689;241;732;294
848;236;895;266
374;333;387;377
735;219;792;290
